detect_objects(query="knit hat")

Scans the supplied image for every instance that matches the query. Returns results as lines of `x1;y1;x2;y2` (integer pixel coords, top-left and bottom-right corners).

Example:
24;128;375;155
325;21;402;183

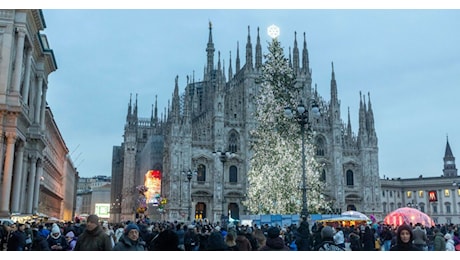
444;233;452;240
321;226;334;239
66;231;75;238
267;226;280;239
125;223;139;235
51;223;60;234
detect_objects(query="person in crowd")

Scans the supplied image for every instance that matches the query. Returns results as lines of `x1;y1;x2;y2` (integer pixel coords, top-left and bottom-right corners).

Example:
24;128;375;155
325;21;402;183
1;222;12;251
235;229;252;251
30;227;50;251
65;231;77;250
333;225;345;249
444;233;455;251
224;229;239;251
184;224;199;251
259;226;290;251
412;223;428;251
349;228;362;251
205;230;229;251
74;214;113;251
389;224;420;251
253;229;266;250
295;217;312;251
38;224;50;239
114;223;125;244
433;228;446;251
150;228;181;251
7;223;27;251
313;225;345;251
361;225;375;250
113;223;146;251
47;223;69;250
380;225;394;251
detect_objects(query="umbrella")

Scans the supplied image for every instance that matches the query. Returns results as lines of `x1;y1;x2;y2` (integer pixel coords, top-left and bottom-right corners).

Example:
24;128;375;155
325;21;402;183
383;207;435;228
341;210;370;221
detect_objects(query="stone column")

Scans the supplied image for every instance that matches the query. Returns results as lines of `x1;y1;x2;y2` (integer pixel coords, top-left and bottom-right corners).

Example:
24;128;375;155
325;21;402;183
0;132;17;217
11;26;26;93
34;75;43;124
11;141;25;213
26;155;37;214
21;48;33;104
40;85;47;131
0;24;14;93
32;159;43;214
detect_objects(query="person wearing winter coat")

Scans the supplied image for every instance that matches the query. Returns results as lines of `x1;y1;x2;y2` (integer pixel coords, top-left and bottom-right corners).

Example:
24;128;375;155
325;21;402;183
30;228;50;251
74;214;113;251
259;226;289;251
444;233;455;251
113;223;146;251
433;228;446;251
389;224;420;251
65;231;77;250
47;224;69;251
314;226;345;251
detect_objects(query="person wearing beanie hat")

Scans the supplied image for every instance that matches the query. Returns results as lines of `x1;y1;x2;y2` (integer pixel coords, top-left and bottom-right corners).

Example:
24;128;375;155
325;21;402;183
390;224;420;251
445;233;455;251
113;223;145;251
74;214;113;251
259;226;289;251
47;224;69;251
65;231;77;250
314;226;344;251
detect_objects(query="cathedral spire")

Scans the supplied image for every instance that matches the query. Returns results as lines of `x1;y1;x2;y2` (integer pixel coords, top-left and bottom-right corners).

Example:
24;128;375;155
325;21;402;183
293;31;299;73
236;41;241;72
134;93;138;118
206;21;215;75
255;27;262;69
330;62;338;104
245;25;253;70
302;32;310;73
347;107;352;137
228;51;233;79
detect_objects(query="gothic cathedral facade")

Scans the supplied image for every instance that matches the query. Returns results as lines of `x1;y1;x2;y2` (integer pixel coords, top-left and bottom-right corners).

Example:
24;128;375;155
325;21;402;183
111;23;381;223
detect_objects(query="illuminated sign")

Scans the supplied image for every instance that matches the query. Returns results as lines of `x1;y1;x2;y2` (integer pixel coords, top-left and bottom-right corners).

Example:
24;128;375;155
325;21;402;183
145;170;161;203
428;190;438;202
95;203;110;218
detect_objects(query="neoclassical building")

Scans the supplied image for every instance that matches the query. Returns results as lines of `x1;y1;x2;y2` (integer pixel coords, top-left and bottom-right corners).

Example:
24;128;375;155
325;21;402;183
111;23;381;223
0;9;78;221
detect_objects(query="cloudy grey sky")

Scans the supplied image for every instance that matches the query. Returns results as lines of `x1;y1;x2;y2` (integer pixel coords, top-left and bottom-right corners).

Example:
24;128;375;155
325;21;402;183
32;7;460;179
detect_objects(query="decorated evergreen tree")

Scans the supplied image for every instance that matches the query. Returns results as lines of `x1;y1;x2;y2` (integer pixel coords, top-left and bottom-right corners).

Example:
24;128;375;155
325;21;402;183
243;37;329;215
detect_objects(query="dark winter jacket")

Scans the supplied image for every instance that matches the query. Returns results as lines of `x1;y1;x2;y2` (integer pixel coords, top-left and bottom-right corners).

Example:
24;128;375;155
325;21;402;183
7;230;27;251
113;234;146;251
390;224;420;251
74;225;113;251
259;236;290;251
31;229;50;251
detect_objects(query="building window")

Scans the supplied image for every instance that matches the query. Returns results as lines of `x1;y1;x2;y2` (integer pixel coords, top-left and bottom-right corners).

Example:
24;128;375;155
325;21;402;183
457;189;460;196
445;189;451;197
382;190;385;197
316;137;326;156
446;203;451;214
228;132;239;153
346;170;354;186
419;204;425;213
197;164;206;182
229;165;237;183
406;191;412;198
419;190;424;198
397;191;400;198
320;169;326;182
390;191;393;198
432;204;438;214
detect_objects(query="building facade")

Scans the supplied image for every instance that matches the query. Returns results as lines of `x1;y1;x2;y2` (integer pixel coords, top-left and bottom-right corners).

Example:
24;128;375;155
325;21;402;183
0;9;78;221
380;138;460;224
112;23;381;223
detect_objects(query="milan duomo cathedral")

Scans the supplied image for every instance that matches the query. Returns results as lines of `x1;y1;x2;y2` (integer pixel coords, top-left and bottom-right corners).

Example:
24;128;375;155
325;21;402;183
110;23;381;223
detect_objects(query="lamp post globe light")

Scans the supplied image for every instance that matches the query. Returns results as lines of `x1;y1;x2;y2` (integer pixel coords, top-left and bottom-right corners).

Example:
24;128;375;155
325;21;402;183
284;99;320;219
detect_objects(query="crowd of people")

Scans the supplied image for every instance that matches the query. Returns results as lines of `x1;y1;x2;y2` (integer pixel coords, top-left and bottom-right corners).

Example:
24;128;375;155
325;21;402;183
1;214;459;251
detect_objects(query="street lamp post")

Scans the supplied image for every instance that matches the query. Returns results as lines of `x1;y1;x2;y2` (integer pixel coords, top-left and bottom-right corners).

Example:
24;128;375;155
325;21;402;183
284;99;320;219
183;169;196;221
213;151;233;222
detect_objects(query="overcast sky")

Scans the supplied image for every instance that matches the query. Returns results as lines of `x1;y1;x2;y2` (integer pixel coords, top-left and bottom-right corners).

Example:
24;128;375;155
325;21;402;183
30;7;460;179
